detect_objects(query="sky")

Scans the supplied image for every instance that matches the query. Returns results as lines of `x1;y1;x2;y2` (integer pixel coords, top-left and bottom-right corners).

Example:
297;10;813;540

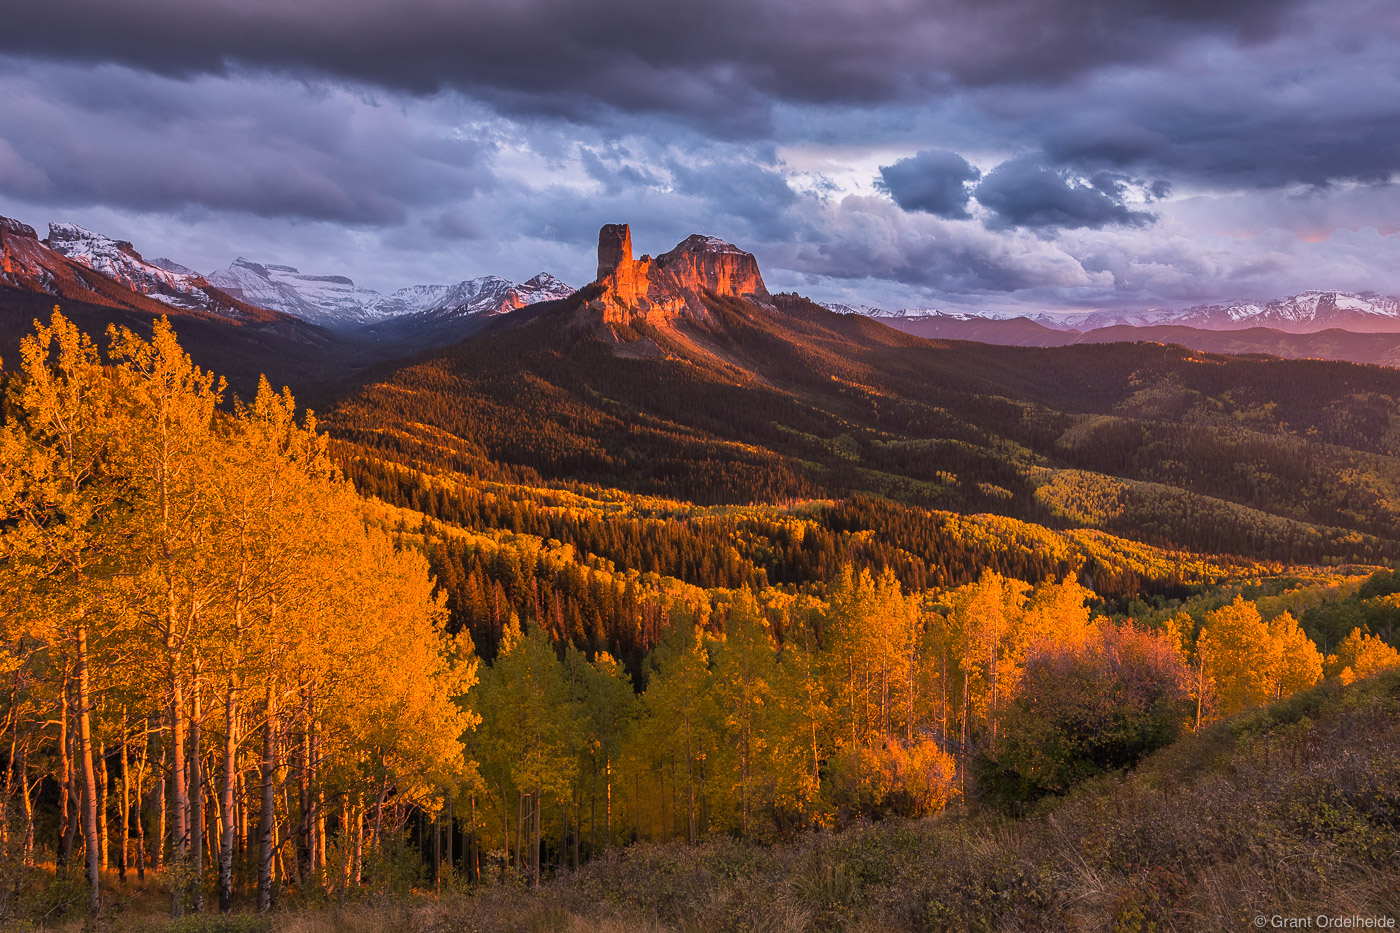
2;0;1400;314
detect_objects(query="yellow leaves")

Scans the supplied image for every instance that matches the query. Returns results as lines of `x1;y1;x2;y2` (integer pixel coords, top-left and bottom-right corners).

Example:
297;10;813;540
1326;628;1400;684
1267;612;1323;699
1021;575;1094;654
2;310;474;819
1198;597;1274;717
1197;599;1323;720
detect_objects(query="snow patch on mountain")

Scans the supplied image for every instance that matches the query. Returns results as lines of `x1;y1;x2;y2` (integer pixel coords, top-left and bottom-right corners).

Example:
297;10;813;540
45;223;215;311
1168;291;1400;332
208;258;389;328
210;259;574;329
834;291;1400;335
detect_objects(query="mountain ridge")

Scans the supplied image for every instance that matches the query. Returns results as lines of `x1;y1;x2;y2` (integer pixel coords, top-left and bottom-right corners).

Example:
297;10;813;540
326;226;1400;570
834;289;1400;334
209;258;575;331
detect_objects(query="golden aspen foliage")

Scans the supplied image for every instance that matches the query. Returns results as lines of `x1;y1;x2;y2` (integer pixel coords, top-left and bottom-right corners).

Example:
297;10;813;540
636;624;717;843
1020;575;1095;655
0;310;134;911
709;592;784;838
946;570;1032;748
1266;611;1323;699
1326;628;1400;684
0;312;472;913
1198;596;1277;718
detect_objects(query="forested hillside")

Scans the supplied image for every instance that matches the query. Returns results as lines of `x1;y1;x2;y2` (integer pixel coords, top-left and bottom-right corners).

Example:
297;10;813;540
331;290;1400;566
4;307;1400;929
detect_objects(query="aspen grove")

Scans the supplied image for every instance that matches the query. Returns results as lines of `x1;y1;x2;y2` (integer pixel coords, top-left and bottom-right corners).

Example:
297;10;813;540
0;312;475;915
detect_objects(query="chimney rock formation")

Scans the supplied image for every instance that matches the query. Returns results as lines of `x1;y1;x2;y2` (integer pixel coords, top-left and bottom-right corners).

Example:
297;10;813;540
589;224;769;324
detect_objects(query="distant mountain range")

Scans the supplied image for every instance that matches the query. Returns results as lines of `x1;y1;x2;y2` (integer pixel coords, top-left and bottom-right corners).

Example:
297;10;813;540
10;213;1400;375
827;290;1400;335
2;217;574;333
208;257;572;330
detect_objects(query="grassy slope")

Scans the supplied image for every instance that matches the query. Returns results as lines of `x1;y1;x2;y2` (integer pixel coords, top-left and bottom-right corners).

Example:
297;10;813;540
429;669;1400;933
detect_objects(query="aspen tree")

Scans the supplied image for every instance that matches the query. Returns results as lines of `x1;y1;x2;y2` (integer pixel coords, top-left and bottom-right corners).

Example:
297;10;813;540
710;593;778;838
1198;597;1276;717
639;626;714;844
0;311;134;915
946;572;1030;752
109;317;224;912
1327;628;1400;683
1266;611;1322;699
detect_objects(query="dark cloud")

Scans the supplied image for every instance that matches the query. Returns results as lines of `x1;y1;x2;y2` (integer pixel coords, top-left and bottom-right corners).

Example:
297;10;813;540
975;158;1156;229
877;150;981;219
767;195;1099;296
0;63;494;224
0;0;1307;132
665;158;801;239
1001;5;1400;192
1039;99;1400;191
2;0;1398;313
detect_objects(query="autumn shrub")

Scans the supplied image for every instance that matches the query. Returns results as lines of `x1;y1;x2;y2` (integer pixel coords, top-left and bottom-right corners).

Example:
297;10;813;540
0;847;43;925
825;737;958;820
981;621;1193;807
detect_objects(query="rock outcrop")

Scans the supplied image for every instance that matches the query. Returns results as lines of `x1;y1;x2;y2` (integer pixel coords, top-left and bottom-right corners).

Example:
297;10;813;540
590;224;769;324
45;222;220;311
1;216;38;241
2;214;66;293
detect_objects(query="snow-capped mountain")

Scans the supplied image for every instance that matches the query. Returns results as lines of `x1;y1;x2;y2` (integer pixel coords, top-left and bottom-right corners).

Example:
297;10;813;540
1021;309;1181;331
823;302;881;316
210;259;574;330
45;223;223;312
0;216;313;338
1168;291;1400;333
378;273;573;320
208;258;392;329
836;291;1400;334
823;302;1033;324
821;302;960;320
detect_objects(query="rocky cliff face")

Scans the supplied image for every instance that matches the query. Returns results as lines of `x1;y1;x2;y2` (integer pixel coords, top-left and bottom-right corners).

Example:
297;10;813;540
0;215;289;326
591;224;769;324
45;223;221;311
1;216;51;289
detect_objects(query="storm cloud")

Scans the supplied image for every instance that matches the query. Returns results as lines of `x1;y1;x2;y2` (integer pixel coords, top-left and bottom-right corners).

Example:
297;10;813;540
974;158;1156;230
0;0;1398;311
0;0;1307;129
877;150;981;219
